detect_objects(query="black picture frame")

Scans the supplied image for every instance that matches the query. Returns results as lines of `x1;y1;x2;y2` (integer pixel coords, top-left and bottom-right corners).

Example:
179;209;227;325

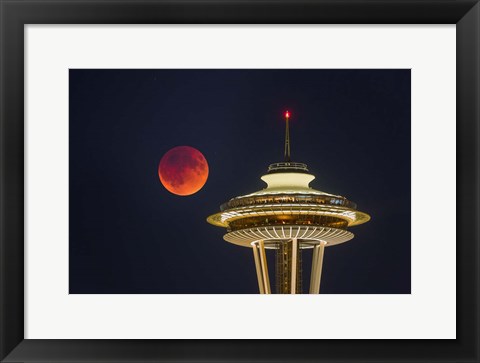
1;1;478;362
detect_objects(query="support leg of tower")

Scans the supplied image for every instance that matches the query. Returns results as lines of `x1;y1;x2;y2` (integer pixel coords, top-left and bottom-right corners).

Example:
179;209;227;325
290;238;298;294
258;240;271;294
309;244;319;294
252;243;265;294
310;241;327;294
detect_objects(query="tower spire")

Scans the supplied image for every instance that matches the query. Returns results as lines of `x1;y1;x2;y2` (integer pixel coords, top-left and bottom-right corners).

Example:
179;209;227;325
284;110;291;162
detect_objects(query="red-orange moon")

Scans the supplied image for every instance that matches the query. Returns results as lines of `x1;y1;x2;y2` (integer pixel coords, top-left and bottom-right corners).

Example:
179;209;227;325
158;146;209;196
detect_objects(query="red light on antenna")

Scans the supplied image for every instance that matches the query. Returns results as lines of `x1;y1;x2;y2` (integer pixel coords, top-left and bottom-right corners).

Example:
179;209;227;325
285;111;290;119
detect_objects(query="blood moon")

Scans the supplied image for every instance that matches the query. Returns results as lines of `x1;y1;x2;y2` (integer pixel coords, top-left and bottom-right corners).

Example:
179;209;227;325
158;146;209;196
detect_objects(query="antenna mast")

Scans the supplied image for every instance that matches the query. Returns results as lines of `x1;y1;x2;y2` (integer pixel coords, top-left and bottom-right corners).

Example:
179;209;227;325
284;110;291;162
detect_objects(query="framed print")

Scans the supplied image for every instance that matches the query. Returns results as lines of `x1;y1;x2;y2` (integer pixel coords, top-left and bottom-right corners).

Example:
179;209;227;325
1;0;479;362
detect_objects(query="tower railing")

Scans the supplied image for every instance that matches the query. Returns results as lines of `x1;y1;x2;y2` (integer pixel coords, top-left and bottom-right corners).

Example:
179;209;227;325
268;162;309;173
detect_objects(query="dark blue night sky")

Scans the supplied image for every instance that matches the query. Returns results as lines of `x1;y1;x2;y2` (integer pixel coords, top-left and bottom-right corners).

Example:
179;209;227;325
69;69;411;294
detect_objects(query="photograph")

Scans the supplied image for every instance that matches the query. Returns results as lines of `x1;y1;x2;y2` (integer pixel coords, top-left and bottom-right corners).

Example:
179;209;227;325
2;0;478;361
69;69;411;294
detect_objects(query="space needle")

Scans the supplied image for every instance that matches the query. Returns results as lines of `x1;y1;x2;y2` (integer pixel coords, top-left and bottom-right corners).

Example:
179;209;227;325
207;111;370;294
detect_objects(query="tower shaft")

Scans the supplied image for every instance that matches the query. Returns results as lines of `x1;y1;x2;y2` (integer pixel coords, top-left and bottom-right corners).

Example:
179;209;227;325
275;241;302;293
251;239;327;294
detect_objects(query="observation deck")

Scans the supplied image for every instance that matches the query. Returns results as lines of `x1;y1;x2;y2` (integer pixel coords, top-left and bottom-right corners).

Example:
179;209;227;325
207;161;370;248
